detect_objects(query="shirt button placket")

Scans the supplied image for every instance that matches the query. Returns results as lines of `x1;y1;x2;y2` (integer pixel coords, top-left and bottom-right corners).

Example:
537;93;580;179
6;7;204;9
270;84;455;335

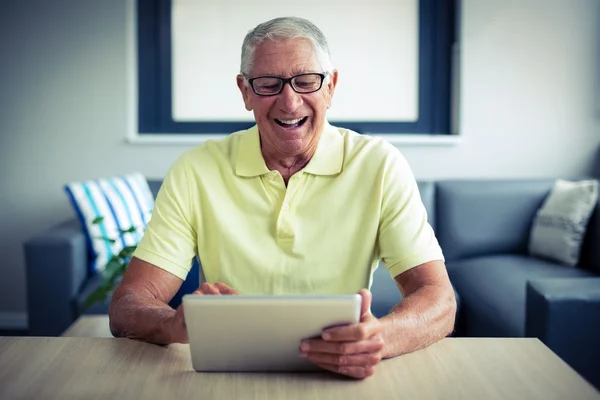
277;176;302;241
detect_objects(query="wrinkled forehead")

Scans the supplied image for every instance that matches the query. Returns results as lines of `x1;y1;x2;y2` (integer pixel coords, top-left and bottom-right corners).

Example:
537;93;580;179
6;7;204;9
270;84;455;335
249;38;324;77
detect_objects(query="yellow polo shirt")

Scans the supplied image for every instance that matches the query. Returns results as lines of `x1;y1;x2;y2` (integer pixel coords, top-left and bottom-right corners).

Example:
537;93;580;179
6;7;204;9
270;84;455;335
133;124;443;294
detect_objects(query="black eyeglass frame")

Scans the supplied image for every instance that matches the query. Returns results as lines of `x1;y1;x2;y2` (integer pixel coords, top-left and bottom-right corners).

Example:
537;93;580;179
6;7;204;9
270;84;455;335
245;72;328;96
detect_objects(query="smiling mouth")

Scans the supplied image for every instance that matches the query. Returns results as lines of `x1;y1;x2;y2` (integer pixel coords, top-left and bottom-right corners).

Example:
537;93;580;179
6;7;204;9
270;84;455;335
274;117;308;129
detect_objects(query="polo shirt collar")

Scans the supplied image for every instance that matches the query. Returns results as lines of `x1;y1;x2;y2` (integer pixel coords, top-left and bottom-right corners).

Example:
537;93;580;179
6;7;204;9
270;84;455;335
235;122;344;177
303;122;344;176
235;125;270;177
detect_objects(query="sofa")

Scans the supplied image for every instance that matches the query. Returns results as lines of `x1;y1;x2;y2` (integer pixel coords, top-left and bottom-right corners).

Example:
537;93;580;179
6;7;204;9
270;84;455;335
24;179;600;388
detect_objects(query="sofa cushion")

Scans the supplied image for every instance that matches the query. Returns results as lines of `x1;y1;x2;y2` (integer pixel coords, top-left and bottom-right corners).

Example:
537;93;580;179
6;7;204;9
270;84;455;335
417;181;436;231
64;172;155;274
436;180;555;262
370;263;461;322
147;179;163;199
447;254;595;337
528;179;598;267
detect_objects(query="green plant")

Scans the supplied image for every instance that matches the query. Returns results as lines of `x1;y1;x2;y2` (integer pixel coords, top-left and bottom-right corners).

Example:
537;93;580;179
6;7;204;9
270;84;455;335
82;217;140;311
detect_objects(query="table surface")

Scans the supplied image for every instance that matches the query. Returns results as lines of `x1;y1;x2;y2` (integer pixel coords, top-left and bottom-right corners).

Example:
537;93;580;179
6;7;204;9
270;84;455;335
62;315;113;338
1;316;598;400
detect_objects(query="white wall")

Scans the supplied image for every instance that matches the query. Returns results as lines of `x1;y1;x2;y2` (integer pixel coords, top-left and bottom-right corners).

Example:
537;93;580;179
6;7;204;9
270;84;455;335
0;0;599;325
172;0;419;122
403;0;600;180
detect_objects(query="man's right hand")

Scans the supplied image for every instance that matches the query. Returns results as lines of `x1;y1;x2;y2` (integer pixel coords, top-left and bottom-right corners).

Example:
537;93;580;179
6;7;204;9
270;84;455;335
195;282;240;295
171;282;239;343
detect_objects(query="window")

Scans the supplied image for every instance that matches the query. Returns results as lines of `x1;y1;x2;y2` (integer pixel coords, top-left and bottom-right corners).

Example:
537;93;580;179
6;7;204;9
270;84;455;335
137;0;456;135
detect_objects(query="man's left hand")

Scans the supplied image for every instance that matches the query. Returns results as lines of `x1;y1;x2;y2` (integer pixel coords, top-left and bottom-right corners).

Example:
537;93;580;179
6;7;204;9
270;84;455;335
299;289;384;379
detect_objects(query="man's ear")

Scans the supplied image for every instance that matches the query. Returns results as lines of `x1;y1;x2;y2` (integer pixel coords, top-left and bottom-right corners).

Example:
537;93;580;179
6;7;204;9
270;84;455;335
325;70;339;109
237;75;253;111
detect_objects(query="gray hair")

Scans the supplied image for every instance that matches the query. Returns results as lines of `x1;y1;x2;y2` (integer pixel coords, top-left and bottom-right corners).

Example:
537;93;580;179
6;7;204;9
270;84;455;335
240;17;334;76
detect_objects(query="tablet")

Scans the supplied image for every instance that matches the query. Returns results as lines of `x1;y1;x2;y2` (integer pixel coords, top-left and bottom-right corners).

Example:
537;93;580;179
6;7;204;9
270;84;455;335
182;294;362;372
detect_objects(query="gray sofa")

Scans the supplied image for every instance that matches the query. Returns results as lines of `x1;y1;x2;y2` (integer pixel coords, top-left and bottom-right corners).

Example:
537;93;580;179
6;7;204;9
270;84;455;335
24;179;600;388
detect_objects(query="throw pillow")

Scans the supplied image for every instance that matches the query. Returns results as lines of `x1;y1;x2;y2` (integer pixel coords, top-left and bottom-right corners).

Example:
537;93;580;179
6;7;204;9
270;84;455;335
64;172;154;274
528;179;599;267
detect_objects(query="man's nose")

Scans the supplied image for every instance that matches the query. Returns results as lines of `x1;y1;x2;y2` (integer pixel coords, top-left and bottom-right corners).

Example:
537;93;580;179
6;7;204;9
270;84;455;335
277;82;303;112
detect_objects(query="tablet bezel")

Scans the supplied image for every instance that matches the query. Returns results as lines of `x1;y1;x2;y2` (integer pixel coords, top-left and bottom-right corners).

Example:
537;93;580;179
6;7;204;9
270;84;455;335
183;294;362;372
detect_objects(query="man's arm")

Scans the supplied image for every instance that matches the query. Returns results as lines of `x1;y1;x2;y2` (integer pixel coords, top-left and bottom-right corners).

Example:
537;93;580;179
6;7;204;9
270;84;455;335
380;259;456;358
108;256;186;344
109;257;239;344
300;260;456;379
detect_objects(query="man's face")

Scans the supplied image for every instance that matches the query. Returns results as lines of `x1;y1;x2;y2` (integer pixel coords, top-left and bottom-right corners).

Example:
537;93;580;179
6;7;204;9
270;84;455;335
237;38;338;157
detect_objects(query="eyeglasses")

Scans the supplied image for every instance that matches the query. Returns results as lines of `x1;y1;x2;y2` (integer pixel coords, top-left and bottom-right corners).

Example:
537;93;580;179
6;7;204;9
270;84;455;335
246;72;327;96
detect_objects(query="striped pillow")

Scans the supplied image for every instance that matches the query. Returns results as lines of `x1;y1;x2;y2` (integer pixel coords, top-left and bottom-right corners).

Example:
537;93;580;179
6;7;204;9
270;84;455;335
64;172;154;274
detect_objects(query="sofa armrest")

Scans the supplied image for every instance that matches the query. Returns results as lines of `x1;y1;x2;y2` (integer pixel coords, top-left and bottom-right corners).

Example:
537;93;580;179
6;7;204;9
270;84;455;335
526;278;600;389
24;219;89;336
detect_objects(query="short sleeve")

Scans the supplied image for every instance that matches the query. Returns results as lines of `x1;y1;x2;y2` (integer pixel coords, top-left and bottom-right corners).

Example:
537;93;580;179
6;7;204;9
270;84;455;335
378;148;444;279
133;154;198;280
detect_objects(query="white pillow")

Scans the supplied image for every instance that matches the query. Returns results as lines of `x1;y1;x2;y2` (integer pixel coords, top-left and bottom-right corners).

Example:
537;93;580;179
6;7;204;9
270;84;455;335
528;179;598;267
64;172;154;274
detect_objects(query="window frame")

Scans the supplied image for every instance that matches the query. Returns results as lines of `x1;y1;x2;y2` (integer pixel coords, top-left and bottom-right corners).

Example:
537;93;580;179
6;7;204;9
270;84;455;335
137;0;456;135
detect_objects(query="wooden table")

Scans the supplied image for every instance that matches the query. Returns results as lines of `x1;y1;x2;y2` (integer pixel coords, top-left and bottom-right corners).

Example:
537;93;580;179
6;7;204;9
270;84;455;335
62;315;113;338
0;317;598;400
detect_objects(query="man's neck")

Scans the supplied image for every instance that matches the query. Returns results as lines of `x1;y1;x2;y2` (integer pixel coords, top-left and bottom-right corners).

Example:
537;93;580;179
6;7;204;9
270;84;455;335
262;148;315;185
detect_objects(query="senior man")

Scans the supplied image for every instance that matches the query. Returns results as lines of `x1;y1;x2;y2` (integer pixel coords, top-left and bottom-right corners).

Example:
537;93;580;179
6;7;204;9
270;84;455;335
109;16;456;379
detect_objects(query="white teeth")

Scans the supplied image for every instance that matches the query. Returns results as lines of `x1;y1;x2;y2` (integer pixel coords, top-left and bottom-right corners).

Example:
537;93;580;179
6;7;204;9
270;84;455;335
276;118;303;125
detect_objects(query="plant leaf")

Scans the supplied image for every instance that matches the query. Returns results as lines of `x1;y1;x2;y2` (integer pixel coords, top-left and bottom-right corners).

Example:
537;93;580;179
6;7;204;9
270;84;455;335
92;217;104;224
119;226;138;234
118;246;137;259
108;269;125;287
92;236;116;244
82;285;111;311
102;259;123;280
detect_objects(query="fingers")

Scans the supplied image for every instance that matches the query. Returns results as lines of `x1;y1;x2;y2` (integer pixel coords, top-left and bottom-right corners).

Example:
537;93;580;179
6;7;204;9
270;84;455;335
321;313;382;342
300;346;383;368
300;296;384;380
301;334;384;355
300;334;384;379
312;362;376;379
196;283;220;294
194;282;238;295
358;288;372;318
214;282;239;294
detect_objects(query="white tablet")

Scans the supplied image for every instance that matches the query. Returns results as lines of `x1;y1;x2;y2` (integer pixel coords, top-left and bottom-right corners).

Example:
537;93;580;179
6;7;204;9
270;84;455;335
182;294;362;372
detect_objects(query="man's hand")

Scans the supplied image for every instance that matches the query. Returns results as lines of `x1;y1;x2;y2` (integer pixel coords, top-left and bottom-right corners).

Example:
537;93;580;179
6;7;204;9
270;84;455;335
299;289;384;379
171;282;239;343
194;282;239;295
